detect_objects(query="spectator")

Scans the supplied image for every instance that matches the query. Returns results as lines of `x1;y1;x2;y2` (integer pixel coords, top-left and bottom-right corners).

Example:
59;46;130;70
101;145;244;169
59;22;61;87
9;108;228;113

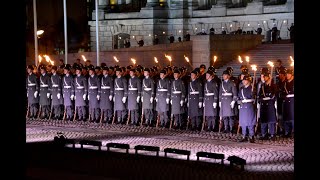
138;38;144;47
124;38;131;48
288;23;294;43
184;31;190;41
255;24;263;35
210;28;215;35
168;34;175;43
153;35;159;45
178;37;182;42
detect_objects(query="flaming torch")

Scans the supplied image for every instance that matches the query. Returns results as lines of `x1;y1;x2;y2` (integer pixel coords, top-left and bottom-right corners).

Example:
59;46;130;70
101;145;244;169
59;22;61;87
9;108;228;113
251;65;257;91
184;55;193;69
267;61;274;82
81;55;87;62
213;55;217;65
245;56;250;66
165;54;172;66
290;56;294;67
43;55;54;65
131;58;136;66
238;55;243;63
113;56;119;63
154;57;162;69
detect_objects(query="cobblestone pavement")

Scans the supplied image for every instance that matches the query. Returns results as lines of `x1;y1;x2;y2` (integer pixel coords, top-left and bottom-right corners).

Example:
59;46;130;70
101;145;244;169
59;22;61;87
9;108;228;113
26;119;294;177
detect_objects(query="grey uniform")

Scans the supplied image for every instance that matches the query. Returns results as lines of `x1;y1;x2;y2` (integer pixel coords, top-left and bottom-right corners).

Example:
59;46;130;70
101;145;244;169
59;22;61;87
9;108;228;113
100;75;114;122
26;73;39;118
127;76;142;125
171;78;186;127
204;79;219;131
156;78;171;127
62;74;74;120
219;79;238;133
88;74;101;121
50;73;63;119
39;73;52;118
187;79;203;130
114;76;128;123
74;74;88;120
141;76;155;125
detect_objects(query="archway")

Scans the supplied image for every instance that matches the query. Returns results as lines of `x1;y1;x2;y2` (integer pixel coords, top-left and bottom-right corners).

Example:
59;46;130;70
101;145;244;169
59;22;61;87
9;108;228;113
113;33;130;49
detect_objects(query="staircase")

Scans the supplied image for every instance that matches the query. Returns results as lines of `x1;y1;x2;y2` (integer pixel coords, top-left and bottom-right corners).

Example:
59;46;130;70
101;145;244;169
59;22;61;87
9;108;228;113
215;43;294;77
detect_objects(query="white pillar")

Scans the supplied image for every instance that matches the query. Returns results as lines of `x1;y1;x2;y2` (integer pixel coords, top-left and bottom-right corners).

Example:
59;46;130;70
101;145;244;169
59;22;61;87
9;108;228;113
33;0;38;66
95;0;100;66
63;0;68;64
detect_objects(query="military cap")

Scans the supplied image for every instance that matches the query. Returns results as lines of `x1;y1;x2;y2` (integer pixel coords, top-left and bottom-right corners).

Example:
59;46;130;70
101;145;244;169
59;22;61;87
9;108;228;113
241;68;249;74
63;64;71;71
130;68;136;72
226;67;233;73
222;70;230;75
242;74;252;82
260;67;269;73
173;69;180;74
200;64;206;69
286;68;294;75
100;63;107;67
208;66;216;73
206;70;214;76
39;65;46;70
144;68;150;72
88;65;95;71
115;67;122;72
191;70;198;75
261;71;270;77
195;67;200;73
240;65;248;69
27;65;34;70
51;65;58;71
160;69;166;74
109;66;114;70
102;66;109;71
95;66;101;70
75;65;82;71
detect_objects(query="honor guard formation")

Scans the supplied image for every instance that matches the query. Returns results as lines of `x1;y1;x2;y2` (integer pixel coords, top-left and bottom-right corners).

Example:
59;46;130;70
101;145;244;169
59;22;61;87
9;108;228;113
26;59;294;143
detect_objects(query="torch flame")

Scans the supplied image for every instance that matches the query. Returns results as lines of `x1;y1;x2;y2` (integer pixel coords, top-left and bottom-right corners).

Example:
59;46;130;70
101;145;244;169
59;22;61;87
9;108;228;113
213;56;217;63
81;55;87;62
38;55;42;63
165;54;172;62
154;57;158;63
131;58;136;65
43;55;50;62
238;56;243;63
290;56;294;66
113;56;119;63
245;56;250;63
251;65;257;71
184;55;189;63
267;61;274;67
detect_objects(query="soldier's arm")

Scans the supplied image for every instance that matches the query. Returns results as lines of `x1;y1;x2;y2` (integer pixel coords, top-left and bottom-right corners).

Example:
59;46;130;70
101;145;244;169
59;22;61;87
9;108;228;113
151;80;155;98
137;78;142;97
199;82;203;102
213;82;219;103
232;82;238;101
71;77;75;95
110;78;114;97
58;76;62;94
219;84;222;102
167;79;171;99
35;75;40;92
83;77;88;95
181;81;186;100
123;78;128;98
47;76;52;93
97;77;101;96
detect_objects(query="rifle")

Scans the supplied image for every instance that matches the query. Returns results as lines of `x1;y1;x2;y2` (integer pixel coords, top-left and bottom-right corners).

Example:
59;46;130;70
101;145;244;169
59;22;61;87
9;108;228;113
186;116;190;130
73;106;77;121
26;102;30;119
126;110;131;125
201;103;206;131
156;112;160;128
37;105;42;119
169;113;174;129
275;99;279;135
112;109;116;124
140;108;144;126
63;105;66;121
218;116;223;133
49;103;54;120
254;103;261;134
100;110;104;123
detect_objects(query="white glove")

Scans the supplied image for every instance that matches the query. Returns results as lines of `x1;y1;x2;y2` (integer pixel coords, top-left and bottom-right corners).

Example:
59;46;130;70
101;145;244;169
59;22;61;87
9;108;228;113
122;97;127;103
137;96;140;103
155;98;158;102
57;93;61;99
83;94;86;100
150;97;154;103
180;100;184;107
230;101;235;109
198;102;202;108
70;95;75;100
213;102;217;109
141;97;143;102
166;98;169;104
257;103;261;109
238;104;240;109
203;102;205;107
187;102;189;107
97;95;100;100
113;97;115;102
275;102;277;109
109;95;113;101
219;102;221;107
88;95;90;100
27;93;28;97
170;100;172;104
47;93;50;98
51;94;53;99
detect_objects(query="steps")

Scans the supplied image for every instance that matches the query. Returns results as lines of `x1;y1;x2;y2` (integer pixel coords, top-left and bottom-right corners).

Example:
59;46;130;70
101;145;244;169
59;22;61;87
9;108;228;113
215;43;294;77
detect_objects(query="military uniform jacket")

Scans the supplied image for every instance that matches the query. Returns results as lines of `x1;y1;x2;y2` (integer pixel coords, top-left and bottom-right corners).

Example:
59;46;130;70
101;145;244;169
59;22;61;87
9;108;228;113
26;73;39;104
100;75;114;110
283;79;294;121
156;77;171;112
74;75;88;106
142;76;155;110
39;73;51;106
127;76;142;110
114;76;128;111
187;79;203;117
219;79;237;117
62;74;74;106
171;78;186;114
50;73;63;106
257;82;277;123
238;85;256;127
88;75;101;109
204;79;218;116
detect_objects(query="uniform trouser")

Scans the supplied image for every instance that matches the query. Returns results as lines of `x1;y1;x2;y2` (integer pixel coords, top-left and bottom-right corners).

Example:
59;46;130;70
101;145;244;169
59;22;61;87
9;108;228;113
53;105;62;118
174;114;182;126
130;109;139;124
41;105;50;117
191;116;201;129
278;114;284;132
89;108;100;120
206;116;216;130
101;109;113;121
223;116;235;132
65;106;73;119
242;125;255;137
144;109;153;124
116;110;127;123
261;122;276;137
284;120;294;135
76;106;86;119
29;103;39;117
159;111;168;126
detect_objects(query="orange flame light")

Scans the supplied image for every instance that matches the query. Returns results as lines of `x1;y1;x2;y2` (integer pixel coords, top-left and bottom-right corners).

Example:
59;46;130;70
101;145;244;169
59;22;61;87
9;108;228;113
245;56;250;63
267;61;274;67
81;55;87;62
251;65;257;71
38;55;42;63
290;56;294;66
184;55;189;63
165;54;172;62
213;56;217;63
154;57;158;63
131;58;136;65
238;56;243;63
113;56;119;63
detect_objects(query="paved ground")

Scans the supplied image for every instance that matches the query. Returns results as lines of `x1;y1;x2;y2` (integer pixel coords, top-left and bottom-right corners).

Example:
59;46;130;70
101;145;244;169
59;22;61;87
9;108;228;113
26;119;294;176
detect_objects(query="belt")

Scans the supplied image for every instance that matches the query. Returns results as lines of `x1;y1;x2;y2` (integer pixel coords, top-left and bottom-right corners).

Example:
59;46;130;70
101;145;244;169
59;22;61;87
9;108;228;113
89;86;98;89
205;93;214;96
40;84;48;87
262;97;271;101
129;88;138;91
242;99;255;103
190;91;199;95
144;88;152;91
158;89;168;92
52;85;59;87
64;86;71;89
76;86;84;89
115;88;124;91
28;83;36;86
172;91;181;94
101;86;111;89
222;93;232;96
286;94;294;98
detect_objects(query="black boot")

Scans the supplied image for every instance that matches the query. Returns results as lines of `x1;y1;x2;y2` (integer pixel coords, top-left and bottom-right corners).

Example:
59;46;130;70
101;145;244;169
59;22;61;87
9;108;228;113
239;137;248;142
249;136;255;143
